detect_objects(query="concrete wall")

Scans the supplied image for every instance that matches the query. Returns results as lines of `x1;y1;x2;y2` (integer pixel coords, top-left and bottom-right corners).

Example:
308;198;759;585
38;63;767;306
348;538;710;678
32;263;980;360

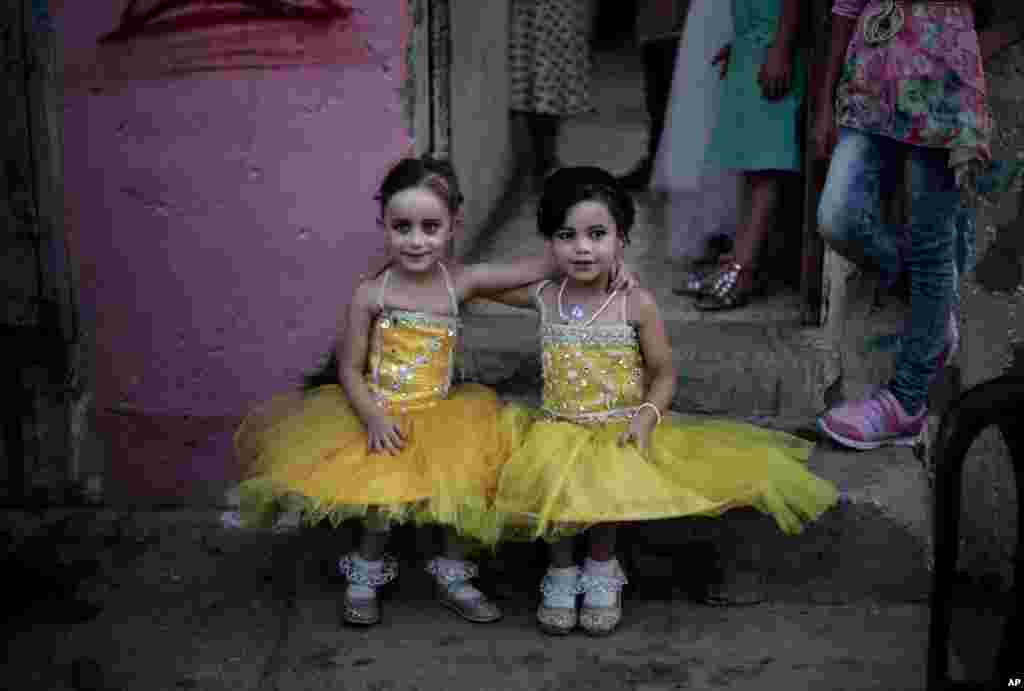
448;0;514;258
57;0;412;506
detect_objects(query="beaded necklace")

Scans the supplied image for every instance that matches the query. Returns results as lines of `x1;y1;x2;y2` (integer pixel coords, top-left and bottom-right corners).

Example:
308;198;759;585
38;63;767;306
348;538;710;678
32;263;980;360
556;278;619;327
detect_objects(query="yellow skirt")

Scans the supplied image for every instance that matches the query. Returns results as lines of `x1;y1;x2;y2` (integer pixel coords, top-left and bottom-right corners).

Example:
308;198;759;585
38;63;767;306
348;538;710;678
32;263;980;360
496;405;839;541
233;383;506;545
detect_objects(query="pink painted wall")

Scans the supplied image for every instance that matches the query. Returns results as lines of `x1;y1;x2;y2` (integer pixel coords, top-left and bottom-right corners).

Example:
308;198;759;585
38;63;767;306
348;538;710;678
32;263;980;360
58;0;410;504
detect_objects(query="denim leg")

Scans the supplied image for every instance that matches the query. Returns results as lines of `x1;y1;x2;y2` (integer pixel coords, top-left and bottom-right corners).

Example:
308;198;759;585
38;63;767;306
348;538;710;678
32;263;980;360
816;128;904;287
888;146;960;415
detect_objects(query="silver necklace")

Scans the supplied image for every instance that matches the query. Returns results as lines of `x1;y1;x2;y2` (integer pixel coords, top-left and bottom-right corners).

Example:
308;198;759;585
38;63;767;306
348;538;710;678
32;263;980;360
556;278;618;327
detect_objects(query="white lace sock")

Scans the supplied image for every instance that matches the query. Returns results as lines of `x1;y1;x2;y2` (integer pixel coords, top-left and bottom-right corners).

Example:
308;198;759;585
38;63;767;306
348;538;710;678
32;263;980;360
433;557;484;602
541;566;581;609
582;558;620;607
346;555;383;600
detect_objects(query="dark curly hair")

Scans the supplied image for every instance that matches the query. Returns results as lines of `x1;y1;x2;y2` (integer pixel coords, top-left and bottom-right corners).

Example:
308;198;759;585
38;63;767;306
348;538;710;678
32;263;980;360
537;166;636;245
302;155;464;392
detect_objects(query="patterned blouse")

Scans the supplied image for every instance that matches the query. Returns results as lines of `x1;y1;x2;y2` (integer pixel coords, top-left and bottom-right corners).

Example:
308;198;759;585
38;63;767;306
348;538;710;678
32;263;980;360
831;0;993;158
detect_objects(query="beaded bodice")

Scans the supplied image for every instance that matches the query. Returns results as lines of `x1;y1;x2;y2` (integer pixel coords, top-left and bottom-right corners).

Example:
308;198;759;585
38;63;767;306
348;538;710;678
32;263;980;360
365;266;459;415
536;281;645;423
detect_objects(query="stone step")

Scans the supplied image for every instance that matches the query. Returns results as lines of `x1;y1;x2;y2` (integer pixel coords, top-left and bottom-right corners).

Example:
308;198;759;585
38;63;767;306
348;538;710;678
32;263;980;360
458;309;841;419
624;416;931;604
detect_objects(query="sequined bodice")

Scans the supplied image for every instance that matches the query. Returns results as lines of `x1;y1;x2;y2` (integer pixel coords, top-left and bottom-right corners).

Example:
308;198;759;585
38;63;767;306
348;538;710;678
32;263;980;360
540;320;645;423
365;266;459;414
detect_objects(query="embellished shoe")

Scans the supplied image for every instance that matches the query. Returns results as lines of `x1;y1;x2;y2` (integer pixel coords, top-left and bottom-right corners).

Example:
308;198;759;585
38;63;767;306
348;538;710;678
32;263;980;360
672;265;717;297
425;558;502;624
579;559;628;637
536;566;582;636
694;262;754;311
337;553;398;626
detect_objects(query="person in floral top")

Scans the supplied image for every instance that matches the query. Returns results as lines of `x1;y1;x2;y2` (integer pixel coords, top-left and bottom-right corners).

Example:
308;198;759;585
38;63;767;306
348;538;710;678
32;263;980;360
811;1;1017;450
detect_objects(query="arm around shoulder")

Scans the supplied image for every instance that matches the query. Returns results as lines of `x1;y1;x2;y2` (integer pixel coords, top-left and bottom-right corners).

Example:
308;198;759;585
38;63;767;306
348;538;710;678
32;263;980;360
469;283;539;310
453;254;558;302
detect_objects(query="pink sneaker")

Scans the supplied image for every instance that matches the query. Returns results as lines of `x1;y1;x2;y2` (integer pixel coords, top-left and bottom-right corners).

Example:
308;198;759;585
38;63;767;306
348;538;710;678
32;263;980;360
817;388;926;451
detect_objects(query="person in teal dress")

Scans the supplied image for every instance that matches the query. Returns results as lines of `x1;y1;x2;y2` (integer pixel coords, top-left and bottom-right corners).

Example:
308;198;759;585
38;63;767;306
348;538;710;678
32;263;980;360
691;0;805;310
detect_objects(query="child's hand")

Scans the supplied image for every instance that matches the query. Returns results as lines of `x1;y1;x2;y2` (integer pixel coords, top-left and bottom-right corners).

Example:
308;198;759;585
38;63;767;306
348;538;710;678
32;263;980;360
812;101;837;161
366;413;406;455
758;43;792;101
712;43;732;80
618;409;657;454
609;261;641;293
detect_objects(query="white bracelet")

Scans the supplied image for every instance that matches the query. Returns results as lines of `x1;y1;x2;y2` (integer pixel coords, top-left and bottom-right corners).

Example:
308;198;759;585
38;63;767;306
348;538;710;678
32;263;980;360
635;402;662;425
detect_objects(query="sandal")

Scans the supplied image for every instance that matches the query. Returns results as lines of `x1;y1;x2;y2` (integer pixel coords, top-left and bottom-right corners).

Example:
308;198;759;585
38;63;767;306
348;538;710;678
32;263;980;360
579;560;628;636
672;265;718;297
338;553;398;626
695;262;755;312
536;566;582;636
426;558;503;624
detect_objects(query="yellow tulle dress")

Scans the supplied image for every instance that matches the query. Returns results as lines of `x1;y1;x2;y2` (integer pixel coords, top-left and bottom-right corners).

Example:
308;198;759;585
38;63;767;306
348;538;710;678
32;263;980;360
495;281;839;541
233;265;505;545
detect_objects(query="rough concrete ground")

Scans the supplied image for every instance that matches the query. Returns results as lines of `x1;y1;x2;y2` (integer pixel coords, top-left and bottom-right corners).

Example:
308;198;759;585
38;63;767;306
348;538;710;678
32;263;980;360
0;511;930;691
1;509;1012;691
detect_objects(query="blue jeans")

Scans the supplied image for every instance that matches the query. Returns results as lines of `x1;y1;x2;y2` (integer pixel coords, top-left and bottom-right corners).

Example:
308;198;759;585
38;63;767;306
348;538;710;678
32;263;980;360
817;128;962;415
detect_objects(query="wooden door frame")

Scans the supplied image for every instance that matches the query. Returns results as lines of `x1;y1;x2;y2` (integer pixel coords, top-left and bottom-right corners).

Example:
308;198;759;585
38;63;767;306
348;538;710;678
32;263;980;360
410;0;451;158
800;0;832;327
2;0;81;502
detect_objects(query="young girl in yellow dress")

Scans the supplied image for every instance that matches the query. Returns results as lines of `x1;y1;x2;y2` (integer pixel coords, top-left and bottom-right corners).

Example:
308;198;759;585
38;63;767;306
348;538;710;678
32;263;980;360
233;156;634;628
488;166;839;636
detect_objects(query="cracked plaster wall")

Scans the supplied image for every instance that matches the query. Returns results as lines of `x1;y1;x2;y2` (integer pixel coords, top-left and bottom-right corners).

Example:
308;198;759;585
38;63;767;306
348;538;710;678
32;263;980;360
58;0;411;505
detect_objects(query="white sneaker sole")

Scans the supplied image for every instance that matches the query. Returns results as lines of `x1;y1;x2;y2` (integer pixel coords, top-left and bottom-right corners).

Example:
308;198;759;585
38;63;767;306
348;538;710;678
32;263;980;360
816;417;920;451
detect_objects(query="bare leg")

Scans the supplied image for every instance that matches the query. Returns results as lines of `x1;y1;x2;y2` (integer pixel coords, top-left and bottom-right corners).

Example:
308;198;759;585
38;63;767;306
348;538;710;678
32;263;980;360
697;172;783;310
587;523;617;562
341;509;394;625
358;509;390;560
581;524;626;634
441;526;472;560
525;112;562;177
433;528;502;622
732;171;783;293
549;537;576;568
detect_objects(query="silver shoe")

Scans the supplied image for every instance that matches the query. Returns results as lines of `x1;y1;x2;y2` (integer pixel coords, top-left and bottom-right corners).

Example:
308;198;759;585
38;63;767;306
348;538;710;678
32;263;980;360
342;591;380;626
425;558;503;624
337;553;398;626
579;561;628;636
536;566;582;636
672;266;716;297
